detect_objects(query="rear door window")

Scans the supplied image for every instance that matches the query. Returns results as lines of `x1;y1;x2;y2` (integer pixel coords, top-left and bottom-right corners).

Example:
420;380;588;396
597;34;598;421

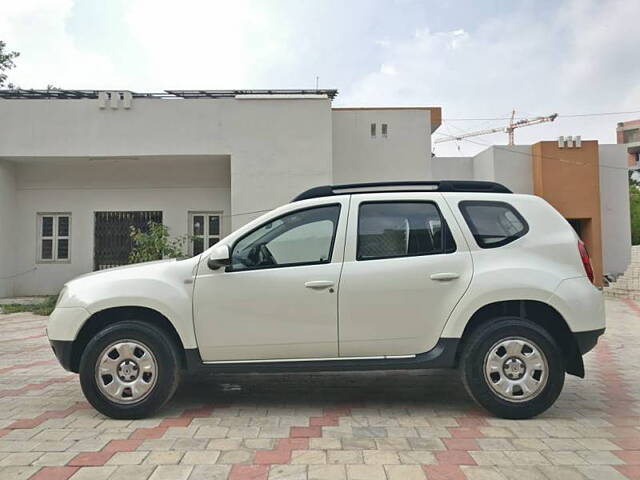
459;201;528;248
357;202;456;260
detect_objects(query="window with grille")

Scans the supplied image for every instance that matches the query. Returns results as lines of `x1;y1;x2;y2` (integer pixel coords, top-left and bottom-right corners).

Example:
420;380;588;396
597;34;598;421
190;212;222;256
94;211;162;270
37;213;71;262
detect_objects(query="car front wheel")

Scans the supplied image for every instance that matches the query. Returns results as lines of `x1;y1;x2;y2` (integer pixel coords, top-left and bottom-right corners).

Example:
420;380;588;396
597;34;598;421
460;317;565;419
79;320;180;419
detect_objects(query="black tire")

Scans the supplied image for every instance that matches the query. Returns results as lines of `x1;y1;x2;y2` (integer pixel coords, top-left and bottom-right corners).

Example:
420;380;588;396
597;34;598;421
460;317;565;419
79;320;181;419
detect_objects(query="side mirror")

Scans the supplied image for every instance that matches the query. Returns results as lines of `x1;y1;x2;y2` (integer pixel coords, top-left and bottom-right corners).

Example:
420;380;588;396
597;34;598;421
207;244;231;270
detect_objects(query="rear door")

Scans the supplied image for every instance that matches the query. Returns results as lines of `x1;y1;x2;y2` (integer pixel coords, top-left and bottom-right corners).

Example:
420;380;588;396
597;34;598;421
338;193;473;357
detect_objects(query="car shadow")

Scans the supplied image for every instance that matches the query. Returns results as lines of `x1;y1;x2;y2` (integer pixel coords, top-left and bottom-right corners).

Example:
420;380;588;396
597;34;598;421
169;369;476;412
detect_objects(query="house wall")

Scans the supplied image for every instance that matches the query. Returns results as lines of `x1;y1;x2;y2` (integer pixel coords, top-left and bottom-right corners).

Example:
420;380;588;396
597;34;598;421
332;108;432;183
599;144;632;276
470;147;496;182
0;96;333;231
0;160;16;297
492;146;534;194
230;98;333;228
11;156;231;295
461;146;534;194
431;157;474;180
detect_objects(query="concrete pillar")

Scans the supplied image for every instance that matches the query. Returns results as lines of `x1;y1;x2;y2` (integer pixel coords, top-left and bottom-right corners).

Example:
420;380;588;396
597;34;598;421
0;160;16;297
532;140;604;286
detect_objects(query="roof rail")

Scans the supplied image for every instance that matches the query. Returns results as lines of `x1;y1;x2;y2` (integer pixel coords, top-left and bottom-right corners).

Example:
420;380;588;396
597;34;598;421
292;180;512;202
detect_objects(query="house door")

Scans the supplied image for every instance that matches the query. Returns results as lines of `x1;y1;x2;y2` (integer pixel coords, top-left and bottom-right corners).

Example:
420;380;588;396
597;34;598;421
94;211;162;270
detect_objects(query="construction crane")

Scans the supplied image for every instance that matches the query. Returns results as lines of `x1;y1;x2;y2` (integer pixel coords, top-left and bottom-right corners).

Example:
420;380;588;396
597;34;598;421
435;111;558;146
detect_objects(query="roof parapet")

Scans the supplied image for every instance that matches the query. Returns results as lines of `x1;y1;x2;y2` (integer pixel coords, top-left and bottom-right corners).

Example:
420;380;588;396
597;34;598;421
0;89;339;100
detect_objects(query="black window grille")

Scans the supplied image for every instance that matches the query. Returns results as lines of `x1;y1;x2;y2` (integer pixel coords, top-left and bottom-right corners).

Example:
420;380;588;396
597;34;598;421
94;211;162;270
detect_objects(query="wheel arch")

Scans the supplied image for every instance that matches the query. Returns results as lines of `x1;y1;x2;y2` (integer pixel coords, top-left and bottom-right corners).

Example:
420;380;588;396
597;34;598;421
457;300;584;377
69;306;187;373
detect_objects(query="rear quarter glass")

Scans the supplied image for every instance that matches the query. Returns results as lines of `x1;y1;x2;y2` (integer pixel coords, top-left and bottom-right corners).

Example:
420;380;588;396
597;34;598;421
458;200;529;249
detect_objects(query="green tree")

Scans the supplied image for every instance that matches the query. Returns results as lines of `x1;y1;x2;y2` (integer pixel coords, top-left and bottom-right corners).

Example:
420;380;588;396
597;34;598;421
0;40;20;87
630;172;640;245
128;222;188;264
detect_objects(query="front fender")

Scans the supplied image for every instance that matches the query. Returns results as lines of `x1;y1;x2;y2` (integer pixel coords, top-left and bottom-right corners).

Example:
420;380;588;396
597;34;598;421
48;306;92;341
84;281;197;348
52;258;199;349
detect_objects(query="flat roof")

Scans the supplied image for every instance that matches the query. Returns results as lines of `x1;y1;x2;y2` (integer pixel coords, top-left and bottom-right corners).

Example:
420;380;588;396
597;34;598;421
0;89;339;100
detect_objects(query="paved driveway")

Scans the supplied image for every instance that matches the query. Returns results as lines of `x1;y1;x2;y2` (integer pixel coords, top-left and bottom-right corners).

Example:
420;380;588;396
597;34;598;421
0;299;638;480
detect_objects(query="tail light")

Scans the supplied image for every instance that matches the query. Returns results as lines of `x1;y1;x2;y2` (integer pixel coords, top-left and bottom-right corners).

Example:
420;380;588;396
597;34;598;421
578;240;594;284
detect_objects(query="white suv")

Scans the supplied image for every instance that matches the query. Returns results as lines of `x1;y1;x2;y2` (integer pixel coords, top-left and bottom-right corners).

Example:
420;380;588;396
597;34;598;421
48;181;605;420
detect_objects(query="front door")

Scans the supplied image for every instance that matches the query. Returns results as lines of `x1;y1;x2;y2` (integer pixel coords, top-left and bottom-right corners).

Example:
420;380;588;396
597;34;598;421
193;199;349;361
338;193;473;357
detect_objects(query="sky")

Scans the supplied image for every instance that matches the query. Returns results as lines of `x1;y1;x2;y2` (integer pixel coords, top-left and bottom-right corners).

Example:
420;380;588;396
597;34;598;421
1;0;639;156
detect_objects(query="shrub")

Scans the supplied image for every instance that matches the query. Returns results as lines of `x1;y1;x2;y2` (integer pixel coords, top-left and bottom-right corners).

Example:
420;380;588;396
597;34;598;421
129;221;188;264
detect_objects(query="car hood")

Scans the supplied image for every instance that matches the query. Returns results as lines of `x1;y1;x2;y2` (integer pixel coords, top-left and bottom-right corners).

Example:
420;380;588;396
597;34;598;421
57;256;201;311
69;259;178;283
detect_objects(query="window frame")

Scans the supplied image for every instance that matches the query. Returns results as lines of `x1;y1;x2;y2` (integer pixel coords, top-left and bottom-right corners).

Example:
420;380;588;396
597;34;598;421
458;200;529;249
356;200;457;262
189;211;222;256
228;203;342;273
37;212;72;263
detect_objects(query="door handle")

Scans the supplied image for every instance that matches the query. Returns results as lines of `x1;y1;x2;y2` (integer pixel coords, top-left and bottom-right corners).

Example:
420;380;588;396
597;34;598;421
430;272;460;281
305;280;335;289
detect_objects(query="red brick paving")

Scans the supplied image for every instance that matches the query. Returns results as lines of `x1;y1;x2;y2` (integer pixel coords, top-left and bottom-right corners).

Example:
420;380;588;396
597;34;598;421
29;466;79;480
616;451;640;465
423;464;467;479
229;464;269;480
68;450;115;466
442;438;480;451
447;427;483;438
129;426;168;440
617;465;640;480
434;450;477;465
615;438;640;450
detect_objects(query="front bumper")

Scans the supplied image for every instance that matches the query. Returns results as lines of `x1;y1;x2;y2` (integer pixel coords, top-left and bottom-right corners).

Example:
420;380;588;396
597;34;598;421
47;307;91;341
49;339;75;372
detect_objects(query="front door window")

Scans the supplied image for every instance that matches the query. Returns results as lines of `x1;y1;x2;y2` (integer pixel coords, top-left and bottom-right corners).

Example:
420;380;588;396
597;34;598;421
231;205;341;271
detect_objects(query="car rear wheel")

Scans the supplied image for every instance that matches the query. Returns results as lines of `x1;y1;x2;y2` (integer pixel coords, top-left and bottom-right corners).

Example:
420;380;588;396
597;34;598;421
79;320;180;419
460;317;565;419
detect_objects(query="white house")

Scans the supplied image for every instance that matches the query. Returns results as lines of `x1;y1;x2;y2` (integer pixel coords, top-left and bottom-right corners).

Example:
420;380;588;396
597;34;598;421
0;89;630;295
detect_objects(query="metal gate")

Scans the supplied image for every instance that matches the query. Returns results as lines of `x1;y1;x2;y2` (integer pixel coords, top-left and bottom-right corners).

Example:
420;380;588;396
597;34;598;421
94;211;163;270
